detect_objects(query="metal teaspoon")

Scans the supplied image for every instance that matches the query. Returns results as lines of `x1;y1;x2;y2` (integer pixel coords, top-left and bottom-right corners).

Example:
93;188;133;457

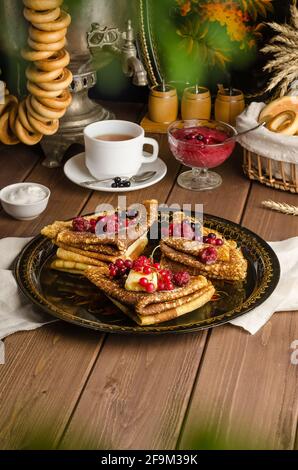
82;171;157;187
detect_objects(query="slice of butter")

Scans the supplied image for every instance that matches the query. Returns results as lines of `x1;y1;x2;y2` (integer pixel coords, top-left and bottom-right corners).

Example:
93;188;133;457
125;270;158;292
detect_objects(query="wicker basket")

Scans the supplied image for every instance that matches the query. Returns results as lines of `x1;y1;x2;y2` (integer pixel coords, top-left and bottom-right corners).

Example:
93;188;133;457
243;148;298;194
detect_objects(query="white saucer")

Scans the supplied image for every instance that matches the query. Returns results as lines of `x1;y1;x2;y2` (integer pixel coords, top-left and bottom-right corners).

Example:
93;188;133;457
64;152;167;192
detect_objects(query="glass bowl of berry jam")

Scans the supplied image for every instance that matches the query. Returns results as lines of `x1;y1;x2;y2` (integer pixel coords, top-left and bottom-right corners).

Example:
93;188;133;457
168;119;237;191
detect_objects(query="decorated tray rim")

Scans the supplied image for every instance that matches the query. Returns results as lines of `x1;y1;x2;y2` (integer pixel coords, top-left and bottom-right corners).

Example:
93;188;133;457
14;213;280;335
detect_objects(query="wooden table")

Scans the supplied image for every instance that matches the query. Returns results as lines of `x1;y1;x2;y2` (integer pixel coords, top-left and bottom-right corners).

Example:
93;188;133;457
0;101;297;451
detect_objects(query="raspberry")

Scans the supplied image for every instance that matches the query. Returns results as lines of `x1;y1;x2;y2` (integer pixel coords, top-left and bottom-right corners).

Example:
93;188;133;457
72;217;90;232
173;271;190;287
200;247;218;265
172;223;182;238
89;218;98;233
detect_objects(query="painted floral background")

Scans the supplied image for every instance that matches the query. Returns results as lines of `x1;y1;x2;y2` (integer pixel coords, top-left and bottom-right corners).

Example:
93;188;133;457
147;0;283;92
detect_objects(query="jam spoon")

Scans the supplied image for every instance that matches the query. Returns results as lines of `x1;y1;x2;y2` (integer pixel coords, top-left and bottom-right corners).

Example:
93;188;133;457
224;121;267;144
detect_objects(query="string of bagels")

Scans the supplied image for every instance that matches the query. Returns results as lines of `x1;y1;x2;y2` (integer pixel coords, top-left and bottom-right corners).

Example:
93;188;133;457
0;0;72;146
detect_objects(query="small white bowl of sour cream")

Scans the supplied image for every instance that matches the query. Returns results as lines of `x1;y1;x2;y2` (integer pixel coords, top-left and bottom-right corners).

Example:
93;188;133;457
0;183;51;221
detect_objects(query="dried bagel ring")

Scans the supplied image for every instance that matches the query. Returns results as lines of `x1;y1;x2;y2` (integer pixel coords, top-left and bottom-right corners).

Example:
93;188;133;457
23;7;61;24
27;112;59;136
0;104;19;145
37;68;72;91
31;95;67;119
35;49;70;72
267;110;298;136
23;0;63;10
26;96;53;123
26;64;64;84
29;26;67;44
9;102;19;131
38;89;72;110
28;36;66;52
14;117;42;145
0;94;18;115
21;48;54;62
32;11;71;32
27;80;64;99
18;99;35;132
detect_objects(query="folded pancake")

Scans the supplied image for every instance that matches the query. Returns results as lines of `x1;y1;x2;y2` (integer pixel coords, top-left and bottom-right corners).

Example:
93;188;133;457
108;286;215;326
50;258;108;275
162;227;236;262
54;235;148;264
42;199;158;255
56;248;108;267
85;268;215;325
160;241;247;281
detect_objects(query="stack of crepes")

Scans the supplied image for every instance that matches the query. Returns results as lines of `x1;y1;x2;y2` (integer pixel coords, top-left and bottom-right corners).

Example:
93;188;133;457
85;268;215;326
41;199;159;275
160;220;247;282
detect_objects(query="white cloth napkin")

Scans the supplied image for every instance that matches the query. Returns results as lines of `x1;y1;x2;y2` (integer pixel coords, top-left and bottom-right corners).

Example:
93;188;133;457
236;102;298;163
230;237;298;334
0;237;56;364
0;236;297;361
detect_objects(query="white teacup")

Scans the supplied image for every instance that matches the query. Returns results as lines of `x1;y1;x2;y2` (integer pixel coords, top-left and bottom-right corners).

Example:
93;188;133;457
84;120;159;179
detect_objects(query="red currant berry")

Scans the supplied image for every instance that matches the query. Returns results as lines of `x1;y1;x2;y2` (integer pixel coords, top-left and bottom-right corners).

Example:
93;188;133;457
203;236;210;244
115;259;124;268
109;267;118;277
143;266;152;275
124;260;133;269
139;277;149;287
160;269;172;278
208;233;217;239
215;238;224;246
153;263;161;270
157;280;166;291
146;283;156;293
165;282;174;291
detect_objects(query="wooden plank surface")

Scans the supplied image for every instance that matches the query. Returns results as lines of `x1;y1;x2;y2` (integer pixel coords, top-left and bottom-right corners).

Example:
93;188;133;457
0;100;297;451
60;148;252;450
0;102;148;450
179;183;298;450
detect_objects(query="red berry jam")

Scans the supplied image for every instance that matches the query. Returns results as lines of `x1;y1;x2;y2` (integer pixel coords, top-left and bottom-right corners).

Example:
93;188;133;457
169;126;235;169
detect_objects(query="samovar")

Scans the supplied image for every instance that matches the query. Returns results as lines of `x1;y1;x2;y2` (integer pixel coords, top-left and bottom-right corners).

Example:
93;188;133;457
0;0;148;167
